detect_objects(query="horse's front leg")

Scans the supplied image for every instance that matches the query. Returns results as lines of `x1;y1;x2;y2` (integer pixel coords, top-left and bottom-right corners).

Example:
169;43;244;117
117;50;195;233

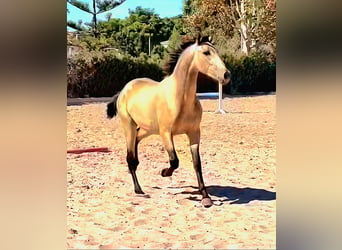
160;131;179;177
187;130;213;208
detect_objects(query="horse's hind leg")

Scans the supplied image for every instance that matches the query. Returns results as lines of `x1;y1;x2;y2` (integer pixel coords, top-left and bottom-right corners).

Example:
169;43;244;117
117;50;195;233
160;131;179;177
123;120;144;194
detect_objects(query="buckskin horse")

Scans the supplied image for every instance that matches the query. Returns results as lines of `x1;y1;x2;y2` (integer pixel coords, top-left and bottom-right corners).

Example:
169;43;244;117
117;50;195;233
107;35;230;207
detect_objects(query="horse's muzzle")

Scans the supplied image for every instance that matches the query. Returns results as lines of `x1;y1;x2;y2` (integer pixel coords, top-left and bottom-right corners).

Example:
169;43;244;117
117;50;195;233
222;70;231;85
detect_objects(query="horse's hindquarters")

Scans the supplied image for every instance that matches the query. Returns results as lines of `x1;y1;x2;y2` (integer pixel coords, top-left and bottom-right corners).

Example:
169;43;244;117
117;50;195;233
118;78;161;132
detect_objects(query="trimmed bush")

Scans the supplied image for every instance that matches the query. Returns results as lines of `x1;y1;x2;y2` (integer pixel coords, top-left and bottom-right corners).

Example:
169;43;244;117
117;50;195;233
67;51;163;97
67;50;276;97
222;52;276;95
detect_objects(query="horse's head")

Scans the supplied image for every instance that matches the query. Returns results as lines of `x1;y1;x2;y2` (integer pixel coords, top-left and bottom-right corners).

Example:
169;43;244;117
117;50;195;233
192;37;231;85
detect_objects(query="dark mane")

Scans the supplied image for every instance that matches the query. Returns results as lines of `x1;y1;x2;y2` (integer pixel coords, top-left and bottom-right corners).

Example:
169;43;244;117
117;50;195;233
163;35;212;76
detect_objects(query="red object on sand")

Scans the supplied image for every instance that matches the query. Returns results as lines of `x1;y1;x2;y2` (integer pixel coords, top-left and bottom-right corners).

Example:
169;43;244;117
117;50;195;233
67;147;110;154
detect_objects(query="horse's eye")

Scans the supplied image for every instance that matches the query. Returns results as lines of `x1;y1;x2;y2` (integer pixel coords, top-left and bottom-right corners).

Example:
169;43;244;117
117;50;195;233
203;50;211;56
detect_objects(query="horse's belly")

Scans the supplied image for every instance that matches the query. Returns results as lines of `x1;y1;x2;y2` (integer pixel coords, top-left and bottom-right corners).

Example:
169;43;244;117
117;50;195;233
136;118;159;133
128;103;159;132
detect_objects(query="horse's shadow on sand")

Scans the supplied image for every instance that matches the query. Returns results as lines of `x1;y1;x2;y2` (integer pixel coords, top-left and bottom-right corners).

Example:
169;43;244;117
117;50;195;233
172;185;276;204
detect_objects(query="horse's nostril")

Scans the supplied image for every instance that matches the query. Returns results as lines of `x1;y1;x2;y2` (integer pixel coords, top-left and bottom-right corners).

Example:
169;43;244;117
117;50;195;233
224;71;231;79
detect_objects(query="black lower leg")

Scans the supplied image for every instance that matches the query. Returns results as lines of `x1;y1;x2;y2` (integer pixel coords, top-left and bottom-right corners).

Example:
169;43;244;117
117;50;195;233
127;151;144;194
194;159;209;198
161;151;179;177
196;169;210;198
192;150;212;207
190;146;210;199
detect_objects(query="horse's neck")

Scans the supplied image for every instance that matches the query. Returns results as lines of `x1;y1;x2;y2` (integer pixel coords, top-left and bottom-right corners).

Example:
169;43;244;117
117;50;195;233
171;51;198;105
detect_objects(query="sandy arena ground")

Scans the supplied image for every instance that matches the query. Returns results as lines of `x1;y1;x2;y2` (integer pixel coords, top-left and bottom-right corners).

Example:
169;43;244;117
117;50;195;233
67;95;276;249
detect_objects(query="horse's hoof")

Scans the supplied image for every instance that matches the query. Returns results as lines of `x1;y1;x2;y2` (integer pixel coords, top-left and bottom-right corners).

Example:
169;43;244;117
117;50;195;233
136;193;151;198
135;190;145;195
161;168;172;177
201;198;213;208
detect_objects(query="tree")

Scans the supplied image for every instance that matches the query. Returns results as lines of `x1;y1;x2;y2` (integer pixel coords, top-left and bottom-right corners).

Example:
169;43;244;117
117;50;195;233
253;0;276;57
226;0;261;55
183;0;234;38
68;5;179;57
67;0;127;37
227;0;276;56
181;0;276;57
97;7;177;57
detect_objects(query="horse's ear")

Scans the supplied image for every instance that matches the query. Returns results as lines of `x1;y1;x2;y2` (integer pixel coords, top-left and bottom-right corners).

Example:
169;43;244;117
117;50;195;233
208;36;215;45
198;35;211;44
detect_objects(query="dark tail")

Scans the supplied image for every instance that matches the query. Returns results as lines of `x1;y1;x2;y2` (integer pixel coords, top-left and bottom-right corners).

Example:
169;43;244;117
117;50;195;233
106;93;119;119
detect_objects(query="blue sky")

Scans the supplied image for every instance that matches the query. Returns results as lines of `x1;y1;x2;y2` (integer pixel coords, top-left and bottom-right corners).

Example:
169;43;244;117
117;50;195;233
67;0;183;30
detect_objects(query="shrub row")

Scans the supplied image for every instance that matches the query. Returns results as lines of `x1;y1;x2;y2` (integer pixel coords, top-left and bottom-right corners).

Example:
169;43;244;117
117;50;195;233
67;52;163;97
222;52;276;94
67;51;276;97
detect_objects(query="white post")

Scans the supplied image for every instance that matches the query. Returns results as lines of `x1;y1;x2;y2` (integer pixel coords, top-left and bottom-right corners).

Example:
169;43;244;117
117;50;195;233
215;83;227;114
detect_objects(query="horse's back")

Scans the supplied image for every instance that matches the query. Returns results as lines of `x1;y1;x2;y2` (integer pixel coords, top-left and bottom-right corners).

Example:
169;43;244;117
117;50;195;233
119;77;159;103
121;78;159;91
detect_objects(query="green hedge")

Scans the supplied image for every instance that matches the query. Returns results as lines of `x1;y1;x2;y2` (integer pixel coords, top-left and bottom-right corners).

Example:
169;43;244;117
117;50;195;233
67;51;276;97
222;52;276;95
67;52;163;97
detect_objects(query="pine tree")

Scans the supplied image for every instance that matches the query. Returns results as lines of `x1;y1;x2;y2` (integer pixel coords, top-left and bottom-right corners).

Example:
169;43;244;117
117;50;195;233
67;0;127;37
